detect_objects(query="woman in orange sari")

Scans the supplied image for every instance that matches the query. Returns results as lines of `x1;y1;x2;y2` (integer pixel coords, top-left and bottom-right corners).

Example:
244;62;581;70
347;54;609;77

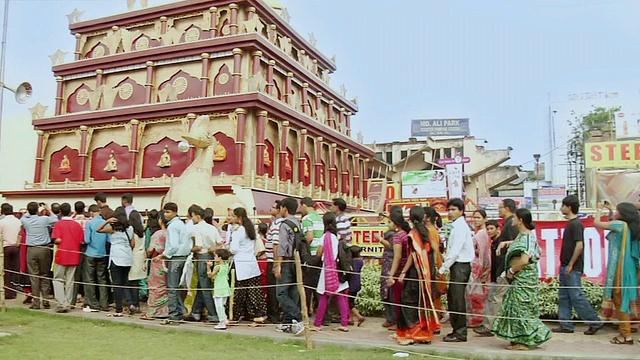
424;207;446;317
393;206;441;345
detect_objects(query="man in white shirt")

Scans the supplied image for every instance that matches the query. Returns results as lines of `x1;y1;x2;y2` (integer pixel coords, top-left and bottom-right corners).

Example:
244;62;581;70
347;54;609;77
438;198;475;342
189;206;224;322
0;203;22;299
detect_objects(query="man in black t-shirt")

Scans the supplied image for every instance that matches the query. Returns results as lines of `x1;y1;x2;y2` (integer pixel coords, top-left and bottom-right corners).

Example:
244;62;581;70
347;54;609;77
474;199;519;336
552;195;603;335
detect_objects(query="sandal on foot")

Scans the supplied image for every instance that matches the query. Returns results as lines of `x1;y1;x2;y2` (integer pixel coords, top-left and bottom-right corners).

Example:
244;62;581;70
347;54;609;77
107;312;123;318
506;344;531;351
332;326;349;332
139;314;154;321
160;319;179;326
357;317;366;327
610;336;633;345
397;338;415;346
310;326;322;332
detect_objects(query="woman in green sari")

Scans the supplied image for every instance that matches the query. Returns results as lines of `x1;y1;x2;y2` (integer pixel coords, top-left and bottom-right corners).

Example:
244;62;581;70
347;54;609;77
492;208;551;351
595;202;640;345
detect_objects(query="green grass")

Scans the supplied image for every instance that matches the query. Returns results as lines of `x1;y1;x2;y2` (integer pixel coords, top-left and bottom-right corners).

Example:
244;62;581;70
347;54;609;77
0;308;402;360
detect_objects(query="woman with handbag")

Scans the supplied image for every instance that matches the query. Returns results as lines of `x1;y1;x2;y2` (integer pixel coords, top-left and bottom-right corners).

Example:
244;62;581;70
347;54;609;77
492;209;551;350
390;207;440;346
310;212;351;332
229;207;267;323
97;207;134;317
595;202;640;345
424;207;447;319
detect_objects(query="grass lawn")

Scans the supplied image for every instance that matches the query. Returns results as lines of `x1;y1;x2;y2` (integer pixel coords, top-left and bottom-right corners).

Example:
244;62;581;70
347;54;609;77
0;308;411;360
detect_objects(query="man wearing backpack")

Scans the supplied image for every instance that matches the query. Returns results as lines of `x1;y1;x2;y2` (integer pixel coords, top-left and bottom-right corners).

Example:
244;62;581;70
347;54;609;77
300;197;323;316
273;197;304;335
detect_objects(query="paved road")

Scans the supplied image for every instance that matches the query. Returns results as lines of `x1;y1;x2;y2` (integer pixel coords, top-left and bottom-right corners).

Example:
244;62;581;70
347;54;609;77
4;298;640;359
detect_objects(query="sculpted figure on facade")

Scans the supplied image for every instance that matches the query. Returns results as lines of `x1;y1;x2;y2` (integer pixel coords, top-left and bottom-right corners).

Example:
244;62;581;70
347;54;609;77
157;145;172;167
59;155;72;174
104;151;118;172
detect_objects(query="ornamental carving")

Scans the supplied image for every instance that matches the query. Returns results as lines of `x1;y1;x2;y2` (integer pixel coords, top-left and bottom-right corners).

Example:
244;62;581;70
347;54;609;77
76;89;90;105
118;83;134;100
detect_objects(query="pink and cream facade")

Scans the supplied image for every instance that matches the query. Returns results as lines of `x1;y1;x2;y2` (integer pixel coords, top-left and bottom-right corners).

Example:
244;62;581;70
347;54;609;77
4;0;375;214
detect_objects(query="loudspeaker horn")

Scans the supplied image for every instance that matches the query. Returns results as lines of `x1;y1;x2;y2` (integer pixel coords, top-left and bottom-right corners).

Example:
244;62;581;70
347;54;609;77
1;81;33;104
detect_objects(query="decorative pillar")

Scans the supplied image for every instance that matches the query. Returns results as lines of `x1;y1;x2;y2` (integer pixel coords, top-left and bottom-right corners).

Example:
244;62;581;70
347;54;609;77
353;154;361;197
79;126;89;181
298;129;308;183
209;7;218;37
229;3;239;35
232;48;242;93
284;72;293;104
268;24;277;43
330;143;338;193
342;149;350;195
339;107;346;133
327;100;335;128
96;69;104;88
345;112;352;136
279;121;290;180
301;83;310;115
315;92;323;118
235;108;247;174
34;130;45;183
247;6;256;19
74;33;82;60
363;158;370;198
252;50;262;75
145;61;154;103
129;120;140;179
160;16;168;34
55;76;64;115
200;53;210;97
314;136;324;188
266;60;275;96
256;110;268;175
186;113;197;164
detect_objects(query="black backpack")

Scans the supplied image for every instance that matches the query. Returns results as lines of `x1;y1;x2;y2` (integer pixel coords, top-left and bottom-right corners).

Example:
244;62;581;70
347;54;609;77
337;241;361;283
282;219;316;265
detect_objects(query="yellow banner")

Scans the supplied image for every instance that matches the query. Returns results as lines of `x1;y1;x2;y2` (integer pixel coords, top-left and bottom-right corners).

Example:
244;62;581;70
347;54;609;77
585;141;640;168
352;226;387;257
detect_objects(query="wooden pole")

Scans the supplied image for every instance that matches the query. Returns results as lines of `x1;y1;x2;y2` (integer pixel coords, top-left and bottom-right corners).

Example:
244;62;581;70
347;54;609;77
294;251;313;350
229;269;236;322
0;235;6;312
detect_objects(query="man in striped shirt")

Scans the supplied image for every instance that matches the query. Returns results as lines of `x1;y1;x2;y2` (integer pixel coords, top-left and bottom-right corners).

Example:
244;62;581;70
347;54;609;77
265;200;283;323
331;198;352;244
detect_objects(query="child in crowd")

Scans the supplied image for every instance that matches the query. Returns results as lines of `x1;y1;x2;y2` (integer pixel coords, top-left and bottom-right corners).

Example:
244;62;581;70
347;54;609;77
207;248;233;330
349;246;366;326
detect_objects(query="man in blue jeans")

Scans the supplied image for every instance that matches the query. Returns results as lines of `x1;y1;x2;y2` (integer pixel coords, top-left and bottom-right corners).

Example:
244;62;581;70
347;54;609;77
273;197;304;335
552;195;603;335
153;202;192;321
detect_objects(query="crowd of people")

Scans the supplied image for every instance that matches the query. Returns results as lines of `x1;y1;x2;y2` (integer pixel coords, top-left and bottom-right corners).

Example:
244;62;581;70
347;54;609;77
1;192;639;350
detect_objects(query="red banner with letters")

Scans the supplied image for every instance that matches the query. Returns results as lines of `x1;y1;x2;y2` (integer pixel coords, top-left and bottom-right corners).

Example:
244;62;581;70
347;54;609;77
535;219;607;285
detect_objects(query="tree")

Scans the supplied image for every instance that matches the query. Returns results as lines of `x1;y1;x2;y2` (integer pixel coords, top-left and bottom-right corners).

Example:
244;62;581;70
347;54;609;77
566;106;620;204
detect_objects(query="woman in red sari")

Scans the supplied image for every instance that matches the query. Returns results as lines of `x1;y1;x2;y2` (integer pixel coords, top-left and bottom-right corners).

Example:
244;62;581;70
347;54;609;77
392;206;441;345
466;209;491;327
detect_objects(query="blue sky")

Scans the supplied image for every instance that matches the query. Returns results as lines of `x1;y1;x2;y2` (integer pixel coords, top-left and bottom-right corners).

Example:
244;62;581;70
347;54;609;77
2;0;640;185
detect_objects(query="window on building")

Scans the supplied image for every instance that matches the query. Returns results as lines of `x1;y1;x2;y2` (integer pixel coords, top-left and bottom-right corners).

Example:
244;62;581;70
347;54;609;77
376;152;383;160
400;150;408;159
455;147;464;156
411;149;418;155
443;148;452;159
386;152;393;164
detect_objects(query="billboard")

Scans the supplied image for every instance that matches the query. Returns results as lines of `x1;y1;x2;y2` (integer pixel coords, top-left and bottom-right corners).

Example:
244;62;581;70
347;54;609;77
614;111;640;140
478;197;527;210
401;170;447;198
538;186;566;202
585;141;640;168
411;118;470;137
446;164;463;199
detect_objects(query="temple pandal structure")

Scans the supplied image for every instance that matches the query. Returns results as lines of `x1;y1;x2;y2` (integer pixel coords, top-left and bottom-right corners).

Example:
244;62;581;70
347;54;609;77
2;0;377;215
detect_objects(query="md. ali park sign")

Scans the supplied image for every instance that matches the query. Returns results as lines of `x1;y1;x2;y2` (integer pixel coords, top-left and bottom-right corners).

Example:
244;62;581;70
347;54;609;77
411;118;470;137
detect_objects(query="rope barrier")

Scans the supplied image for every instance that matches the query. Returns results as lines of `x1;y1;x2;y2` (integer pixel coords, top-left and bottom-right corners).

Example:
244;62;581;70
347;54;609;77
5;265;633;325
300;262;638;289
